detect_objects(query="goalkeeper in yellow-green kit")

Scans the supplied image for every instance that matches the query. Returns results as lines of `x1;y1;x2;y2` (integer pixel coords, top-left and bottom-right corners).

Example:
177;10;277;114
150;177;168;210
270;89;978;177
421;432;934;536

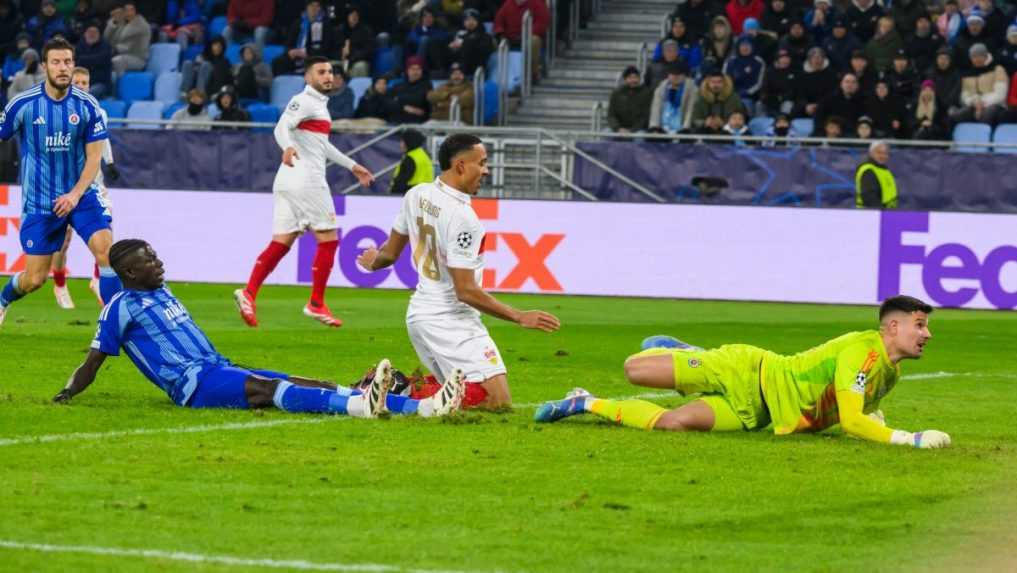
535;295;951;449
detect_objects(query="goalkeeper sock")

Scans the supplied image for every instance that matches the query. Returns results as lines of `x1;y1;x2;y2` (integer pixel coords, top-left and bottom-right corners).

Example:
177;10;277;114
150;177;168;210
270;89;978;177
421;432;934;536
97;266;122;303
52;269;67;288
246;241;290;299
271;381;370;418
0;273;25;307
588;399;668;431
309;240;338;308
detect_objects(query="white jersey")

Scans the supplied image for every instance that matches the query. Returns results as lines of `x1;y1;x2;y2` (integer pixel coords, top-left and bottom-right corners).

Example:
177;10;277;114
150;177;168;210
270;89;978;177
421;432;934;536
393;178;486;323
272;84;355;191
93;108;114;196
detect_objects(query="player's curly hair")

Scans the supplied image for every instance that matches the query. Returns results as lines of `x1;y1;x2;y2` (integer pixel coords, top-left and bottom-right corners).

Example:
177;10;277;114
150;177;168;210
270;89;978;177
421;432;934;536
109;239;149;274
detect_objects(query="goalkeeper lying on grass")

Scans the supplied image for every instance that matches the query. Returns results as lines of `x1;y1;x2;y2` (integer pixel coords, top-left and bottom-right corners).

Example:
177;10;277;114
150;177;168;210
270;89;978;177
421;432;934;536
536;295;952;449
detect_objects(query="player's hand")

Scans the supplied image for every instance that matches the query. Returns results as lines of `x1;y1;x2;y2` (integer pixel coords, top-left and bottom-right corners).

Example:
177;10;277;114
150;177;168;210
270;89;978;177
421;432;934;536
352;164;374;188
282;147;299;167
357;247;379;271
53;192;81;218
916;430;951;449
53;389;73;404
518;310;560;333
105;164;121;182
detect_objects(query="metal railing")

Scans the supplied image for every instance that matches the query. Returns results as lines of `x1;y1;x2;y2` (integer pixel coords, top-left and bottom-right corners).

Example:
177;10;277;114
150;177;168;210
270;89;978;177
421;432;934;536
591;102;603;132
449;96;462;125
473;66;486;126
521;10;533;99
637;42;650;80
568;0;581;45
496;39;509;125
547;0;557;68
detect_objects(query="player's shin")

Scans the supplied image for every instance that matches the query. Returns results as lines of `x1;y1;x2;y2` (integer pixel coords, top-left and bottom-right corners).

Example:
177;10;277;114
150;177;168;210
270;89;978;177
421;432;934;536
588;399;668;431
271;381;372;418
246;241;291;298
309;240;338;307
97;266;122;303
0;273;26;308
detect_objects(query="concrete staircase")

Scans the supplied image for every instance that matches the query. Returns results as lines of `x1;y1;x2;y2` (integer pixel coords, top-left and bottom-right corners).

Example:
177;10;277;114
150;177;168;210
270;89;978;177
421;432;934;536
507;0;674;132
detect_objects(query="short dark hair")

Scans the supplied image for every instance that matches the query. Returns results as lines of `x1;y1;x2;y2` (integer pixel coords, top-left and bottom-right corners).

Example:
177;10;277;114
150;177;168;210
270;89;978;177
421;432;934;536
438;134;483;170
304;56;331;70
109;239;149;275
879;295;933;320
42;38;75;62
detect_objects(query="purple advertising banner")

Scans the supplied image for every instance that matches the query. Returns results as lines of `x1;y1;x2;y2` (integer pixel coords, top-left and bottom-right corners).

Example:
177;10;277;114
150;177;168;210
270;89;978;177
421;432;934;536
1;186;1013;310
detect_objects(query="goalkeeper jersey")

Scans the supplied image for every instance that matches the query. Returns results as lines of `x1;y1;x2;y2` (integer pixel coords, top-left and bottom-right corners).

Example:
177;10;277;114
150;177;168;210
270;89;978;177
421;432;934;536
760;330;900;435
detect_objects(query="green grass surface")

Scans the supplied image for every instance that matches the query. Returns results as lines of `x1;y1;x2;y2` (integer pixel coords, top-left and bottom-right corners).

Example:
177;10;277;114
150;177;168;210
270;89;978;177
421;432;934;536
1;281;1015;572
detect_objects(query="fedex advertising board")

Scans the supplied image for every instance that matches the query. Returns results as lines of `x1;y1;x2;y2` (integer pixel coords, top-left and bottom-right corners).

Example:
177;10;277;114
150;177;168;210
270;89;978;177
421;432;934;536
0;186;1013;310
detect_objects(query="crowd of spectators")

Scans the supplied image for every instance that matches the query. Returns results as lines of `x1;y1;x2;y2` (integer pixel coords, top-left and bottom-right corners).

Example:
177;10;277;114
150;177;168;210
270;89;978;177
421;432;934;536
1;0;548;128
608;0;1017;142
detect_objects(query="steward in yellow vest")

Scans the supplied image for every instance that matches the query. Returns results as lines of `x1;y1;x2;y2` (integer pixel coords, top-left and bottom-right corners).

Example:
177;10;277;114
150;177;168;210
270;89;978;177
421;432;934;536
390;129;434;195
855;142;898;209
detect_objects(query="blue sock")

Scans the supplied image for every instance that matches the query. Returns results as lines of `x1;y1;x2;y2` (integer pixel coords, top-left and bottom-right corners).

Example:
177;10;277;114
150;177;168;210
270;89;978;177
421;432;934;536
272;381;354;415
0;273;24;308
386;394;419;415
98;266;123;304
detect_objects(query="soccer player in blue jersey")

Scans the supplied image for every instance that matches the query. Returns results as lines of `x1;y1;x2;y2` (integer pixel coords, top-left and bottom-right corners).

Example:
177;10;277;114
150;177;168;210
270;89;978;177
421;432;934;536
53;239;464;419
0;38;121;326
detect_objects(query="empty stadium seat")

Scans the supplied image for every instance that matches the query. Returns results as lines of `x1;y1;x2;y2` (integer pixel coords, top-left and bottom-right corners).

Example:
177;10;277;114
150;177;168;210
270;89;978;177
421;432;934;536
953;122;992;153
146;43;181;74
247;103;280;131
373;47;397;75
117;71;155;104
992;124;1017;154
208;16;229;39
261;44;285;64
791;118;813;137
225;43;243;65
349;77;371;108
271;75;305;109
207;102;220;120
127;101;165;129
154;71;181;104
483;79;499;125
99;99;127;120
506;51;523;92
749;116;773;136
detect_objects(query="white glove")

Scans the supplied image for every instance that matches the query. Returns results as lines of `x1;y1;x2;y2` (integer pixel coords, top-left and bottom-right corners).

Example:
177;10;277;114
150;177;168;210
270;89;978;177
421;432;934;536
915;430;952;449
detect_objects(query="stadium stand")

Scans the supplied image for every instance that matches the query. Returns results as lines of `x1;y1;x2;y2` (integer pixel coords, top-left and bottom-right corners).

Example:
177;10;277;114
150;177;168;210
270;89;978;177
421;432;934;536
126;100;166;130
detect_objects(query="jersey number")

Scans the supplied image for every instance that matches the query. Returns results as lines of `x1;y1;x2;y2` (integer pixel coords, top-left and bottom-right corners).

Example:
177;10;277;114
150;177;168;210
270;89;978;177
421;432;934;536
413;217;440;280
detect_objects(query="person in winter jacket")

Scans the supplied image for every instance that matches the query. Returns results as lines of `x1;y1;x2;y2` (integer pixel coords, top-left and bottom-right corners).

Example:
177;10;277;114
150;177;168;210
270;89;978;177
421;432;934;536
355;76;398;122
725;0;764;35
865;78;907;137
950;43;1008;125
234;43;272;101
223;0;274;49
701;15;734;71
845;0;883;43
723;35;765;113
649;60;698;132
793;46;838;117
906;15;943;76
427;62;475;123
652;17;704;73
823;17;861;72
608;66;654;132
390;56;433;124
759;47;796;115
864;16;903;73
213;85;251;128
690;69;747;128
928;46;962;110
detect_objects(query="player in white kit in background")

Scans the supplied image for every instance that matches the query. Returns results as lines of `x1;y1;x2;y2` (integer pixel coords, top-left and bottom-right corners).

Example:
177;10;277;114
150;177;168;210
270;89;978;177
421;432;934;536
357;134;561;410
50;66;119;309
234;56;374;328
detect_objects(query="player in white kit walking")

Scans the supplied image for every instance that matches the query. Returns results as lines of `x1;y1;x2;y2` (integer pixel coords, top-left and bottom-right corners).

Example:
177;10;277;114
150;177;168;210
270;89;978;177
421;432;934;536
357;134;560;409
234;56;374;328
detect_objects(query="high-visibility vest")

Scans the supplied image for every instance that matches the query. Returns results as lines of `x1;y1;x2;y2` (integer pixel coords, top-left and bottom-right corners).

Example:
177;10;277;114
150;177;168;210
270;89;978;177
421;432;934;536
394;147;434;190
855;162;898;208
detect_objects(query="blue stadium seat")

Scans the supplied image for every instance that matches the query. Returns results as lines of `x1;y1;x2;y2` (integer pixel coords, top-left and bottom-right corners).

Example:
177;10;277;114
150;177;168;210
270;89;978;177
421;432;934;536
432;79;447;90
791;118;813;137
181;44;203;63
485;52;498;77
209;16;229;39
349;77;371;108
484;22;494;34
99;99;127;120
207;102;220;120
154;71;181;104
992;123;1017;154
146;43;180;74
373;47;396;75
162;101;184;119
225;43;243;65
483;79;499;125
271;75;305;109
117;71;155;104
953;122;992;153
261;44;285;64
248;103;280;131
506;51;523;92
127;101;165;129
749;116;773;136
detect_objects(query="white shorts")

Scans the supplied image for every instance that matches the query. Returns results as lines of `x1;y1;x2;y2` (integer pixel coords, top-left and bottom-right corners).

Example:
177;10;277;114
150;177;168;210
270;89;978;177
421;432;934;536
407;315;507;384
272;186;337;235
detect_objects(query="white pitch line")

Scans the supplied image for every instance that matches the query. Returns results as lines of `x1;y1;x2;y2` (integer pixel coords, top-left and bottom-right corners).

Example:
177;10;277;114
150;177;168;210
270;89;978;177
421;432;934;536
0;540;485;573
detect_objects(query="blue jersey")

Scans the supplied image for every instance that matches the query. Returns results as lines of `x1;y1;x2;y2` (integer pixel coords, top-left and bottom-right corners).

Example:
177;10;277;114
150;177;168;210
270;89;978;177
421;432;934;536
91;286;230;405
0;83;109;216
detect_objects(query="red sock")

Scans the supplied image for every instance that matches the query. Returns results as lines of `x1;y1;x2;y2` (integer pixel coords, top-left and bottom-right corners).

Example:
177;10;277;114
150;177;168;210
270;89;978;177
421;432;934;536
93;263;99;279
246;241;290;299
53;269;67;288
309;240;338;307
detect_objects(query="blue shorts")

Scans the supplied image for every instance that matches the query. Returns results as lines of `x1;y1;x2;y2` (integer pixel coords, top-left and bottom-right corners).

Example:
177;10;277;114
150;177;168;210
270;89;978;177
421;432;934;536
187;366;290;409
20;190;112;255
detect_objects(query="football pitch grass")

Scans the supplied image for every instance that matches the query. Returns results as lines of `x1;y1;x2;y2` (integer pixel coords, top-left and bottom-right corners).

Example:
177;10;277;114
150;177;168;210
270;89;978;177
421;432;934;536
1;281;1015;573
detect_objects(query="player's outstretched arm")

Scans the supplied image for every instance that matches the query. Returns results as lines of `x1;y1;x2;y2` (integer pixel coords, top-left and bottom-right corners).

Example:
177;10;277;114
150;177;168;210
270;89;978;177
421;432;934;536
450;268;560;332
53;350;108;403
322;143;375;188
835;389;951;448
358;231;409;271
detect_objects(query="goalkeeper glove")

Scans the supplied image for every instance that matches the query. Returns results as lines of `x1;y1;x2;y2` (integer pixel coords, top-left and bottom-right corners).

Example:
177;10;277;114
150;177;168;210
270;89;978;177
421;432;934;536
892;429;951;449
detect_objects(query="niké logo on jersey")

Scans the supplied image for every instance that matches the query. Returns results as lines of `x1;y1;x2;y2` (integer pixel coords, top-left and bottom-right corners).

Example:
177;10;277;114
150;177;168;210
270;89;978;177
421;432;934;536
163;302;187;322
45;132;72;150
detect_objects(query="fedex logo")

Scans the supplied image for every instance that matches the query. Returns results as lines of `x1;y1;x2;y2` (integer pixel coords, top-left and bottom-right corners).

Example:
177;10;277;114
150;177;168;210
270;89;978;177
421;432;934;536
878;212;1017;309
296;196;565;292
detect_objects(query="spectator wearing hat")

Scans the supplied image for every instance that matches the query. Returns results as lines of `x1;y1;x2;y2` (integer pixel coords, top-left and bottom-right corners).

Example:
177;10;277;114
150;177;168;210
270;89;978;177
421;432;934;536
338;6;374;78
793;47;837;117
865;77;907;137
814;71;864;135
168;88;213;131
913;80;948;140
936;0;962;45
390;56;432;124
890;0;927;40
953;8;997;71
406;7;451;73
327;68;355;120
75;21;112;98
887;50;919;103
848;49;876;94
223;0;274;50
26;0;68;50
846;0;883;43
700;15;734;71
653;17;704;72
355;76;398;123
724;35;765;113
272;0;335;77
907;15;943;76
823;17;861;72
103;1;151;76
761;0;794;39
390;129;434;195
725;0;764;35
494;0;550;82
778;19;812;66
951;43;1008;125
6;48;44;100
855;141;897;209
740;18;776;63
690;68;747;128
649;60;698;133
759;47;796;115
449;9;495;76
855;115;874;140
929;46;962;111
996;24;1017;77
972;0;1006;44
864;16;903;73
805;0;839;45
233;43;273;102
213;85;251;128
427;62;475;123
608;66;654;133
674;0;721;42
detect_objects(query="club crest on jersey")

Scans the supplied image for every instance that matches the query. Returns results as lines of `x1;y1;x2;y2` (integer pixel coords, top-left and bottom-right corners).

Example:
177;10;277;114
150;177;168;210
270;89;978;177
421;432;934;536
688;358;702;368
852;372;867;394
484;348;499;365
69;113;80;125
456;231;473;249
